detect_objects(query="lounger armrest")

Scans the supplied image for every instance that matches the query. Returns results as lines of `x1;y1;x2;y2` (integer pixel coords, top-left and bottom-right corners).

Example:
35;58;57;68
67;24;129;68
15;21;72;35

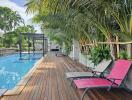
92;71;102;77
92;71;109;78
108;78;122;81
93;71;109;74
92;71;102;73
100;72;109;78
102;71;109;74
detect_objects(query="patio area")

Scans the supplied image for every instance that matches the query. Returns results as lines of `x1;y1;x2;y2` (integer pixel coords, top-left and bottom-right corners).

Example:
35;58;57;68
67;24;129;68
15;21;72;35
1;52;132;100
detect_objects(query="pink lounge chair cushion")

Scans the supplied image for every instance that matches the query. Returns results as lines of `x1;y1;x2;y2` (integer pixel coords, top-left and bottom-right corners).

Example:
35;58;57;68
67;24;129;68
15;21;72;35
74;60;132;89
107;60;132;85
74;78;117;89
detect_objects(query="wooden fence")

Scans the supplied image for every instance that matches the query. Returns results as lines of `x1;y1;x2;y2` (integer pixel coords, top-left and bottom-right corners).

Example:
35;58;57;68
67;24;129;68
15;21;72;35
81;41;132;58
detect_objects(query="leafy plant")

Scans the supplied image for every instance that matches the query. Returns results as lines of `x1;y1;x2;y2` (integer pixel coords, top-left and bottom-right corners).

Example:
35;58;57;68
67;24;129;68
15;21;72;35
119;51;128;59
89;46;111;65
0;44;3;47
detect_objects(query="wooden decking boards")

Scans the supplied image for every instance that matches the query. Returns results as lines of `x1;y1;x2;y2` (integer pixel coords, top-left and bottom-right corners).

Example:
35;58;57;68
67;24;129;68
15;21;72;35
1;52;132;100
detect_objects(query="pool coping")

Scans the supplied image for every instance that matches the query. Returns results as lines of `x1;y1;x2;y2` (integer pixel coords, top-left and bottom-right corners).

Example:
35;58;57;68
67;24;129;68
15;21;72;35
2;54;46;96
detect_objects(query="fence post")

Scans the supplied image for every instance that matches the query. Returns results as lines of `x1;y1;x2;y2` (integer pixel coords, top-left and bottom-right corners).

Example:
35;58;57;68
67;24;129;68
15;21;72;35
127;44;132;58
116;36;120;58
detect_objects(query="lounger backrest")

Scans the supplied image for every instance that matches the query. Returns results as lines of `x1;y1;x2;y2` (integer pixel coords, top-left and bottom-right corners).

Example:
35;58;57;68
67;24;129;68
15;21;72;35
94;59;112;74
107;60;132;86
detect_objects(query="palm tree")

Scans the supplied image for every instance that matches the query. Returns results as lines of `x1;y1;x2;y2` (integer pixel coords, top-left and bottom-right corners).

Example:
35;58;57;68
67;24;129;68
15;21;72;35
11;11;24;30
0;7;24;47
0;7;23;33
25;0;132;58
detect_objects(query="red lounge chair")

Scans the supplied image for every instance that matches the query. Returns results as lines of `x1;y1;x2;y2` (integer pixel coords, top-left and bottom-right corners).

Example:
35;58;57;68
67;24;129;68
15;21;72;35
73;60;132;100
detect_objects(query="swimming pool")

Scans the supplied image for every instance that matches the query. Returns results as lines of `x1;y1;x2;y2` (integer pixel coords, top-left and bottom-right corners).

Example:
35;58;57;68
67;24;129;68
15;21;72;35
0;53;42;89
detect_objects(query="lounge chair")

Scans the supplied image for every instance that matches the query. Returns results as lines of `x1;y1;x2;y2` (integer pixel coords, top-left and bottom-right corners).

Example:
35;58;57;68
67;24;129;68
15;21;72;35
66;59;112;79
73;60;132;100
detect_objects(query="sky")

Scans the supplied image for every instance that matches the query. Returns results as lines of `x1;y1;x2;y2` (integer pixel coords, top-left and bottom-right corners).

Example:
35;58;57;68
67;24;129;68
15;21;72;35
0;0;41;33
10;0;26;7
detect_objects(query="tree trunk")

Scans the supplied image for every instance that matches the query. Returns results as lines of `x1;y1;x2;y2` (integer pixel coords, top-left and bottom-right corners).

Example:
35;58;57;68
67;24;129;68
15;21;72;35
108;33;115;60
3;30;6;47
110;43;115;60
116;36;120;58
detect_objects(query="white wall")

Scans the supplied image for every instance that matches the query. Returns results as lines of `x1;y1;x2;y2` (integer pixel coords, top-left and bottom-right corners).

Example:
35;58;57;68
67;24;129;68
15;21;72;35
69;39;95;68
72;39;80;61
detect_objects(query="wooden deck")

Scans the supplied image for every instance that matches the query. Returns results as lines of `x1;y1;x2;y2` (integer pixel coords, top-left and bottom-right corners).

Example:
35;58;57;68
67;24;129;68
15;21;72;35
1;52;132;100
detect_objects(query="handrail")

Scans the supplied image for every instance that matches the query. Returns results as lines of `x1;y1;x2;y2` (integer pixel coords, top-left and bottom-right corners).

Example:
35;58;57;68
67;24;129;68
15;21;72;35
81;41;132;46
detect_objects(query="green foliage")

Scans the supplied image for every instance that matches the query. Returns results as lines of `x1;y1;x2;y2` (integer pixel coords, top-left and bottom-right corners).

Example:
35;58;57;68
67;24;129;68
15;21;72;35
26;0;132;42
0;7;23;33
89;46;111;65
64;42;72;55
0;44;3;47
26;0;132;58
119;51;128;59
0;6;38;50
2;25;36;48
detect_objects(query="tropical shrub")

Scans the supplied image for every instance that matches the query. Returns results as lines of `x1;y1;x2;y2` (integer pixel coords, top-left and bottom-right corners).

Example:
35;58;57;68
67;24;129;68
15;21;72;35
119;51;128;59
0;44;3;47
89;46;111;65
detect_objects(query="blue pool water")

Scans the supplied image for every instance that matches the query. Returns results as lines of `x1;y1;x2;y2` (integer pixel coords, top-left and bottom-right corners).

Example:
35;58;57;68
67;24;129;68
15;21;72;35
0;54;42;89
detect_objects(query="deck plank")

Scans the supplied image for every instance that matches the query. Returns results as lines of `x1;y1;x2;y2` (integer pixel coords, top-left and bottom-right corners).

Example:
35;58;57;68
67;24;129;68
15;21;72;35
1;52;132;100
